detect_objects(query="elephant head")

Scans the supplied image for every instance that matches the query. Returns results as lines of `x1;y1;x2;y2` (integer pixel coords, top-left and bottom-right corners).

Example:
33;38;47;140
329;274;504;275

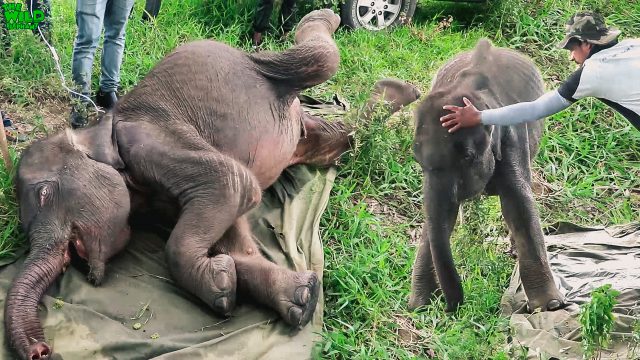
5;114;131;360
413;75;498;203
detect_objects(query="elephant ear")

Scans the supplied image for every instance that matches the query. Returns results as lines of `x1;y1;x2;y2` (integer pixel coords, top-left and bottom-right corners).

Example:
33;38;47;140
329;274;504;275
70;113;125;169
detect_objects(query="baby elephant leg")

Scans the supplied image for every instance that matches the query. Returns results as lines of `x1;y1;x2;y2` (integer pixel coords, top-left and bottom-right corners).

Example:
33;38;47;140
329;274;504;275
217;217;320;329
159;152;262;317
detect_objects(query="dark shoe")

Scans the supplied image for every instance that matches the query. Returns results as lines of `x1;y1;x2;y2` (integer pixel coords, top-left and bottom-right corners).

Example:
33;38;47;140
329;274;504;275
1;111;12;128
69;105;89;129
96;90;118;110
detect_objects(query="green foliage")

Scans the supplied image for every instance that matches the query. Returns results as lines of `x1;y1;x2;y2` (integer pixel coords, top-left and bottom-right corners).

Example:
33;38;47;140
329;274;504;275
630;319;640;358
579;284;621;359
0;150;24;261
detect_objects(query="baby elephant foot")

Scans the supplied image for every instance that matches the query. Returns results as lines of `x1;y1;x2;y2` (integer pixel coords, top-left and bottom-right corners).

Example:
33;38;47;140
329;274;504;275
209;254;238;316
526;290;566;313
408;288;440;311
278;271;320;329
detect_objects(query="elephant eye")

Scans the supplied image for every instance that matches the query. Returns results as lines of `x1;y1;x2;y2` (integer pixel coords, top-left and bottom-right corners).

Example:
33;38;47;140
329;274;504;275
37;185;51;206
464;149;476;162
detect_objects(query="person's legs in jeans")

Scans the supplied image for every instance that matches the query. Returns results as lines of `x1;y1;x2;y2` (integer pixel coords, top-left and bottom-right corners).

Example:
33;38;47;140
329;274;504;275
70;0;107;127
98;0;134;109
252;0;274;46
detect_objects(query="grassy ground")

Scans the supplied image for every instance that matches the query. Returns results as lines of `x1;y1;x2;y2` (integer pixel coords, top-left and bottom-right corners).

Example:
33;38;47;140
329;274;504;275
1;0;639;358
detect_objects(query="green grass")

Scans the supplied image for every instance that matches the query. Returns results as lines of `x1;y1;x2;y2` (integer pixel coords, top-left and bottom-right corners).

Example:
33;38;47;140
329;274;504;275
1;0;639;358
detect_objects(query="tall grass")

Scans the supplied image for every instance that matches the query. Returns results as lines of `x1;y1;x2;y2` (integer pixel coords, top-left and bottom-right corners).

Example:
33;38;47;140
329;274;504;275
0;0;638;358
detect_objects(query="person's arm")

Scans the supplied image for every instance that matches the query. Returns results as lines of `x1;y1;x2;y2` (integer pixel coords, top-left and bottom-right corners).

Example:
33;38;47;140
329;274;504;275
480;90;572;126
440;90;572;132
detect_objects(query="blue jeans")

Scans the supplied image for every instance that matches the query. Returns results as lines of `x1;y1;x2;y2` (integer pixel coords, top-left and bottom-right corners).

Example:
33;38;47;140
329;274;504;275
71;0;134;97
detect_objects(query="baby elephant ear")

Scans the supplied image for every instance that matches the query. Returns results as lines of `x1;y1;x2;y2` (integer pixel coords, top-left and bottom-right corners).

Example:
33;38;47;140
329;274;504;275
70;113;125;169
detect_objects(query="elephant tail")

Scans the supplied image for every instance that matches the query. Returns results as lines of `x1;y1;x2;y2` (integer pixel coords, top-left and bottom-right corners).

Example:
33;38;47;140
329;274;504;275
249;9;340;91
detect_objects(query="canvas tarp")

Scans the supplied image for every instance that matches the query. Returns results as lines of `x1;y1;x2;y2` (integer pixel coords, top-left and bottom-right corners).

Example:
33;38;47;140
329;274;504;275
501;222;640;360
0;164;336;360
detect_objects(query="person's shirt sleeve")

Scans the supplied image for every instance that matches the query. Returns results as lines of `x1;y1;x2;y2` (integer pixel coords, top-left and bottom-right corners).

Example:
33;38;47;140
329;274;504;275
557;67;586;101
479;90;572;126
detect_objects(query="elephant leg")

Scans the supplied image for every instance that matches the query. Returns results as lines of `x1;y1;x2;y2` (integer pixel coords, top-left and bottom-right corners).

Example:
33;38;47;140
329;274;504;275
215;216;320;329
408;224;441;310
412;174;462;312
289;112;353;167
497;182;565;312
119;125;263;316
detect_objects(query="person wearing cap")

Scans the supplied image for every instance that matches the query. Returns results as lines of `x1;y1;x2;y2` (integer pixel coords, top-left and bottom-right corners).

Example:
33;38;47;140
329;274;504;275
439;11;640;133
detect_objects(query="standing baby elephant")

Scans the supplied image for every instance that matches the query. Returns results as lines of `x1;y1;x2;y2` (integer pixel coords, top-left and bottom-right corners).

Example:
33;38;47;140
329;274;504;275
410;39;566;313
5;10;352;360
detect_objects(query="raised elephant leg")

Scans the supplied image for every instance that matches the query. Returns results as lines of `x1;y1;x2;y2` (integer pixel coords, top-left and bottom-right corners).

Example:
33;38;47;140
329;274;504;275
289;112;353;167
411;175;462;312
408;224;441;310
214;216;320;328
497;181;565;311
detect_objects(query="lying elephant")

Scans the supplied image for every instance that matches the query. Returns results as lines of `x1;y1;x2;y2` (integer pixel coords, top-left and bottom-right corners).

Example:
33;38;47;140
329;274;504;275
410;39;566;313
4;10;353;360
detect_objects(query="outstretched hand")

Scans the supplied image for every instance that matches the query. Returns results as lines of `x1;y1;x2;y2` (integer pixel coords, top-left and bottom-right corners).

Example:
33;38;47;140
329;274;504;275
439;97;482;133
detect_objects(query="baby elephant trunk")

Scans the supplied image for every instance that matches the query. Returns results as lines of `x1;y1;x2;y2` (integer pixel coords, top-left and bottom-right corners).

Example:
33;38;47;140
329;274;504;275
5;240;68;360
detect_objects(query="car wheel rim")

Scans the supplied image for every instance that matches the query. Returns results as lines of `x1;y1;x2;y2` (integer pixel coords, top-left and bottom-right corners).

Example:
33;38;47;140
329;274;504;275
355;0;402;30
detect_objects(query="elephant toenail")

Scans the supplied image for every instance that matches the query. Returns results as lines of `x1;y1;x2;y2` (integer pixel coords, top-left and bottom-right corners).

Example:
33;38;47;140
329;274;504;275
215;275;231;291
214;297;229;311
288;306;303;325
548;299;562;310
295;287;310;305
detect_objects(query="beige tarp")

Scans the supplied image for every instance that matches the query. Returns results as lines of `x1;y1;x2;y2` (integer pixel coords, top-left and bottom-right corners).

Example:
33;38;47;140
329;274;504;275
0;164;335;360
501;222;640;360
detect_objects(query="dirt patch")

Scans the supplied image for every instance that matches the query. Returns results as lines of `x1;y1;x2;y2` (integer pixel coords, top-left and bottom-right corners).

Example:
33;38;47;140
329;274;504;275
1;96;70;136
0;95;84;159
362;197;422;246
393;314;435;358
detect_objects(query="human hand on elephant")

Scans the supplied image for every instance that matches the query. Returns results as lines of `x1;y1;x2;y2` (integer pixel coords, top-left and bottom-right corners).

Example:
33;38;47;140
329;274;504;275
439;97;482;133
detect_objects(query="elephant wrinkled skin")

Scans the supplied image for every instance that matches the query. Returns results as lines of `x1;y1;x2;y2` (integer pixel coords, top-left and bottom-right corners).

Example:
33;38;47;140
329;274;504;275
410;39;566;313
5;10;353;360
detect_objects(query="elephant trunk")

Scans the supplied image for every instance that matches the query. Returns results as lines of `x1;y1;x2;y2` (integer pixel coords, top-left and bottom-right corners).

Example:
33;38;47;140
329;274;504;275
5;240;67;360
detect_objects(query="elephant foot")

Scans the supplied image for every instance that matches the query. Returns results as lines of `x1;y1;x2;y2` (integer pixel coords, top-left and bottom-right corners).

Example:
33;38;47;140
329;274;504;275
29;341;52;360
526;289;566;313
276;271;320;329
408;288;441;311
208;254;237;316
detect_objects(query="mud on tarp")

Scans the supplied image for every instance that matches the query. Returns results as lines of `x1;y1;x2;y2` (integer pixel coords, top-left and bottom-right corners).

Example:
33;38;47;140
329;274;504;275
0;164;336;360
501;222;640;359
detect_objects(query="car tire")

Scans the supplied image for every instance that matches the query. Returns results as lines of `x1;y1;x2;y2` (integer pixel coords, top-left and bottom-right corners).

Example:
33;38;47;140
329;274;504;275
142;0;162;21
340;0;417;31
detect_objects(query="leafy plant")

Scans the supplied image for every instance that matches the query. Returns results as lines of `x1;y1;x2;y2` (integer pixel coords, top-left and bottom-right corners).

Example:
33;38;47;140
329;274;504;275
579;284;621;359
629;319;640;359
